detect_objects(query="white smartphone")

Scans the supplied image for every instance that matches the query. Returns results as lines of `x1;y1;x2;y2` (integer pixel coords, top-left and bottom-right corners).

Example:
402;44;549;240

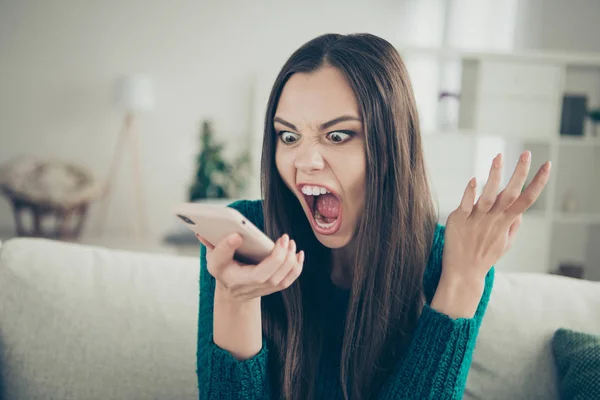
172;202;275;264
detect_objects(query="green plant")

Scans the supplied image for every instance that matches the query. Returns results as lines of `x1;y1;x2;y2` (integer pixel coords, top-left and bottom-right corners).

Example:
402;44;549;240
188;120;251;201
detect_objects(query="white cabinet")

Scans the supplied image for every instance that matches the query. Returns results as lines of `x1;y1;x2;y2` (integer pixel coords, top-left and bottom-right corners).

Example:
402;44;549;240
405;48;600;280
459;60;564;139
475;97;559;138
477;61;562;97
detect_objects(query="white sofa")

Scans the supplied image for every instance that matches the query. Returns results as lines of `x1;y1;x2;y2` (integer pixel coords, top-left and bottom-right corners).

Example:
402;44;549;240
0;237;599;400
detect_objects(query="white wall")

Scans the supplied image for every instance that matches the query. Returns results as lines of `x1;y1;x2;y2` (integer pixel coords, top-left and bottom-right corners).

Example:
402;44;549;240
446;0;519;51
514;0;600;53
0;0;438;235
1;0;599;237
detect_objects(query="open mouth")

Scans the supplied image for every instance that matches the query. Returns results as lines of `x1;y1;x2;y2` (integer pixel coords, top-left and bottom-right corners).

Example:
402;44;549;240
298;184;343;235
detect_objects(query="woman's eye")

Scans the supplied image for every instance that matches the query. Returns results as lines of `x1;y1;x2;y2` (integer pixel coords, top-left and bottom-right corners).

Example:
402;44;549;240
327;131;352;144
279;131;300;144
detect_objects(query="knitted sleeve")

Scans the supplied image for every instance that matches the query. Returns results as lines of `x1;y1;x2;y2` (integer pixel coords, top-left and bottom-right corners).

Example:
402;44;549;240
196;200;271;400
378;224;495;400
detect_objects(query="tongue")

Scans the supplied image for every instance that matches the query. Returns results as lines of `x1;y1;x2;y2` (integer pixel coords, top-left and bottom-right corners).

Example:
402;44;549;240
316;193;340;219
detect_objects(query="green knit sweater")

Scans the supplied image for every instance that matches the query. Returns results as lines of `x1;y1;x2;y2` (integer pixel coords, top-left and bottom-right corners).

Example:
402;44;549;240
197;200;494;399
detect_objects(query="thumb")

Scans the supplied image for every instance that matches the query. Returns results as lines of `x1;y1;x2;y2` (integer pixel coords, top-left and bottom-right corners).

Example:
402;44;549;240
211;233;243;268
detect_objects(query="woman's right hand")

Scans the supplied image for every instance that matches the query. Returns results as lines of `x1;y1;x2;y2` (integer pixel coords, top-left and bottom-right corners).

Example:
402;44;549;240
197;233;304;304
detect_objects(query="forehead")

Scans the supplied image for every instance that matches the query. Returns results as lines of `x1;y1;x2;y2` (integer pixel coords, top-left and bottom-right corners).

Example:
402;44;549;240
276;66;359;123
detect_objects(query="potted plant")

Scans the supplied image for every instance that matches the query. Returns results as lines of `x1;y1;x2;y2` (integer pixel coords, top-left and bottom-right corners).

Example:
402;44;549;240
188;120;251;203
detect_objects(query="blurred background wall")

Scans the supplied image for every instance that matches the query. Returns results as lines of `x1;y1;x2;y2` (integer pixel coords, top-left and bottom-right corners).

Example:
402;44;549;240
1;0;599;277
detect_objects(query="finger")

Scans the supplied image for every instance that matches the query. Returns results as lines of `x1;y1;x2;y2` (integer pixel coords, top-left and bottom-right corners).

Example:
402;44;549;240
456;177;477;217
278;250;304;290
491;151;531;213
506;161;551;217
195;234;215;251
473;153;503;215
296;250;305;265
263;240;297;288
507;214;523;250
210;233;244;271
262;250;304;296
247;234;290;283
509;215;522;237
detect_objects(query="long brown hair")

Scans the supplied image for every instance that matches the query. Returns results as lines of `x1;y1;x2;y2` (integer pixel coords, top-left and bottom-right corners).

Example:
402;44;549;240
260;33;437;400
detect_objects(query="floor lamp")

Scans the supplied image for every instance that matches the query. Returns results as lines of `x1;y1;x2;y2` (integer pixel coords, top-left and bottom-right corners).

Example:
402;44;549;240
96;74;154;237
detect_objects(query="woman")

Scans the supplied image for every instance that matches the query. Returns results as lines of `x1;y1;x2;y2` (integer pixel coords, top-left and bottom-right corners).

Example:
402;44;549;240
196;33;550;400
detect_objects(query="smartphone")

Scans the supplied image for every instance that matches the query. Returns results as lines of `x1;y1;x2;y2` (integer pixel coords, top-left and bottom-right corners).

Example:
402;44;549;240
172;202;275;264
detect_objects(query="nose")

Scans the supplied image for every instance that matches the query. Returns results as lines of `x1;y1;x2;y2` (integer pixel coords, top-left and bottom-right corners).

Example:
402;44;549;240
294;144;325;174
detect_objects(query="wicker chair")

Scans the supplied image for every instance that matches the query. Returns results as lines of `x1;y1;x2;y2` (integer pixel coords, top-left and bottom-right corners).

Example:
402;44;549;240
0;157;104;239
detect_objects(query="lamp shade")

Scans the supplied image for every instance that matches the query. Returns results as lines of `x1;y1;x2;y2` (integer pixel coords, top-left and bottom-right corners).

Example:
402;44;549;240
114;74;154;111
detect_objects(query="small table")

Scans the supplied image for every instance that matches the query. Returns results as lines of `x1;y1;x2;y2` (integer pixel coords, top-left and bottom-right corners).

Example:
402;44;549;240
0;158;104;240
2;185;90;240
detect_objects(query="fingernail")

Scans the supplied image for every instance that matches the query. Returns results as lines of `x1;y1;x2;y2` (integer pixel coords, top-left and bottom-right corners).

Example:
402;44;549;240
521;151;531;163
280;234;289;248
469;177;476;187
300;250;305;264
289;240;296;252
543;161;552;172
228;234;241;246
494;153;502;168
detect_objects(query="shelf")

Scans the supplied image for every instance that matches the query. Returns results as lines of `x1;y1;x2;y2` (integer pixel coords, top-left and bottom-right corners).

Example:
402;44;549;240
524;210;547;219
422;134;600;146
396;46;600;67
420;130;558;143
421;129;475;137
559;136;600;146
520;137;555;146
554;213;600;224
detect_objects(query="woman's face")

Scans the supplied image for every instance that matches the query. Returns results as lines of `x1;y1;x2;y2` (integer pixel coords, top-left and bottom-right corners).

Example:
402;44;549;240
274;65;366;249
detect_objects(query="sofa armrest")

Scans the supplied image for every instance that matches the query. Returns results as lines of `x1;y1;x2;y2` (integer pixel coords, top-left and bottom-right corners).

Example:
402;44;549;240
0;238;199;400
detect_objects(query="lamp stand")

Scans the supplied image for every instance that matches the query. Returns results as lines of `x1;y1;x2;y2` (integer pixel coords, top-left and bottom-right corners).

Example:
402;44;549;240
95;111;148;237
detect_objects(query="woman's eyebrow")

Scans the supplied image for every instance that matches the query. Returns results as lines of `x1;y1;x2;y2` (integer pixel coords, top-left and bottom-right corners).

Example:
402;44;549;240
273;115;361;131
273;117;297;131
319;115;361;130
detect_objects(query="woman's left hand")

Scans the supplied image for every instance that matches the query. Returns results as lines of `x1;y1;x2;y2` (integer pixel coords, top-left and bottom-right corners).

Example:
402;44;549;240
431;151;550;318
442;150;551;284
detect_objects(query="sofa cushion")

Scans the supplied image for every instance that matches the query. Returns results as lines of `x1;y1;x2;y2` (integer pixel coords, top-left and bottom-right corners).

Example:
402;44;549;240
552;328;600;400
0;238;200;400
2;237;600;400
464;273;600;400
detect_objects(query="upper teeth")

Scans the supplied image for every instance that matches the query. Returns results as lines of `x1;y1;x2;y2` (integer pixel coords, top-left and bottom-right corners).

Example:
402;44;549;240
301;185;330;196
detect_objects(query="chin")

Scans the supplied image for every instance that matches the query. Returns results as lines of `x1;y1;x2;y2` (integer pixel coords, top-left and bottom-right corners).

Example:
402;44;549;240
312;230;352;249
